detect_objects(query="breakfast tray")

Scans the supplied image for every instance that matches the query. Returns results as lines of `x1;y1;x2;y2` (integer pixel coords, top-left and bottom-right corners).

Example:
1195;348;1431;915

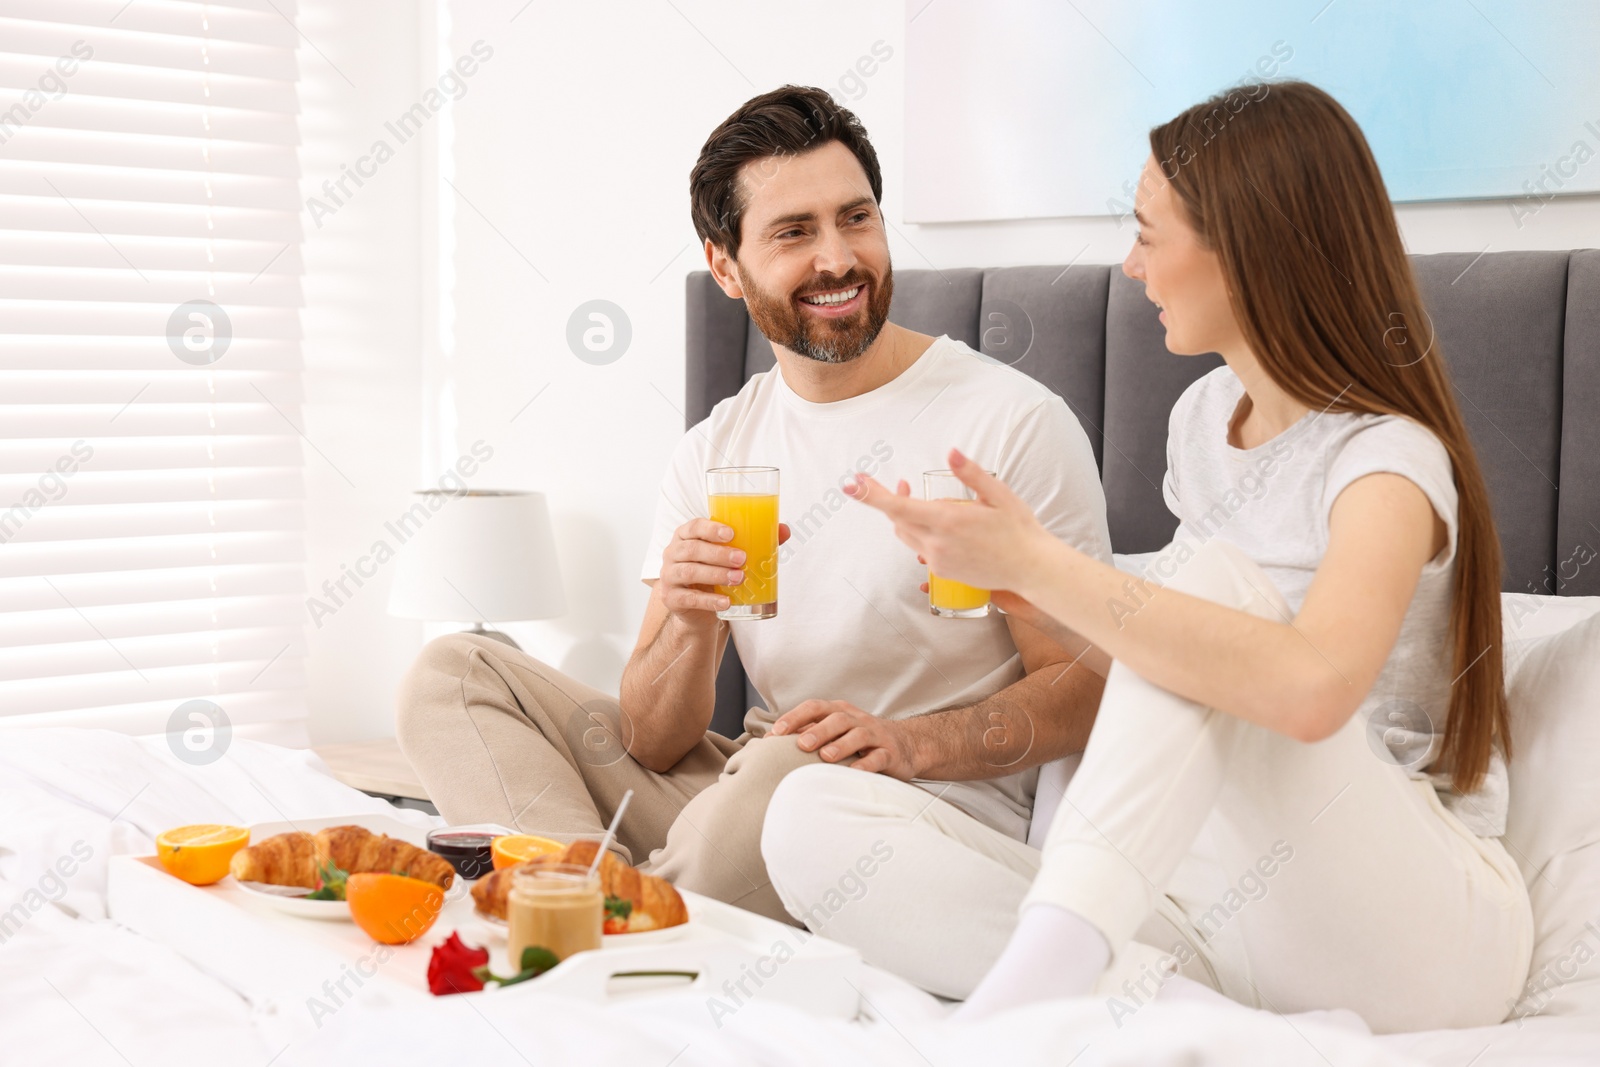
106;813;862;1025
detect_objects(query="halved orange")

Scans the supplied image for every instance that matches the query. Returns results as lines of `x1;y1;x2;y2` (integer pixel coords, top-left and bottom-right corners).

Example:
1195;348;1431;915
491;834;564;870
346;872;445;944
156;824;250;886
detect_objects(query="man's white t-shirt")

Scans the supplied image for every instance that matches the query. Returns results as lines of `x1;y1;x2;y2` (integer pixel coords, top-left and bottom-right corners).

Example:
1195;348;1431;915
642;335;1112;841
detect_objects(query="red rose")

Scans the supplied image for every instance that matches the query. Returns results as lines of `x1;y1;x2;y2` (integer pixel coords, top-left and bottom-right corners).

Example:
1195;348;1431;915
427;932;489;995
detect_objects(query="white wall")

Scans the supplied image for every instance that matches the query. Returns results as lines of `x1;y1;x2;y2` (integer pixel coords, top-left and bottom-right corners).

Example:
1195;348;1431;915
295;0;428;744
297;0;1600;738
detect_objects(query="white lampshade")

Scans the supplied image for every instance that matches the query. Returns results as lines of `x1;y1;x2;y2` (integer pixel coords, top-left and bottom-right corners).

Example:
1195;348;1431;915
387;489;567;623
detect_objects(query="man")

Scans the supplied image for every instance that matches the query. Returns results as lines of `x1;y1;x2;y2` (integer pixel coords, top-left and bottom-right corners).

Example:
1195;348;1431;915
396;85;1110;925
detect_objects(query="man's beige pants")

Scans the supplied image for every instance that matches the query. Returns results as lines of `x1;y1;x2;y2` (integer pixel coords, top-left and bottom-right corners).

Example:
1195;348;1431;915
396;633;818;923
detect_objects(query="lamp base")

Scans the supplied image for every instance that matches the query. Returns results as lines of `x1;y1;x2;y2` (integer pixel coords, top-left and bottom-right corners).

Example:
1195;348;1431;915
465;622;522;650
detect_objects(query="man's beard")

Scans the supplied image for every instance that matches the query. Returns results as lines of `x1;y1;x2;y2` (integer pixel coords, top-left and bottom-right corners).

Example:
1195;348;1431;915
741;265;894;365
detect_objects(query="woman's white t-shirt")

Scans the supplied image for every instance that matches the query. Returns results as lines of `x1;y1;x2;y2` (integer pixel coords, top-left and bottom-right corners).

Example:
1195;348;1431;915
1160;366;1508;836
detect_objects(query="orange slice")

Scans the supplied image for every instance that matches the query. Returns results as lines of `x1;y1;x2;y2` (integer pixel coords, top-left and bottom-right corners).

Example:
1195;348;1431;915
491;834;564;870
346;872;445;944
156;824;250;886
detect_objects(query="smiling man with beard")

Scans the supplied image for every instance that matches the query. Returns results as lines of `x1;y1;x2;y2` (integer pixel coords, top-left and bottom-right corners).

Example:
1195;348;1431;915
396;85;1112;928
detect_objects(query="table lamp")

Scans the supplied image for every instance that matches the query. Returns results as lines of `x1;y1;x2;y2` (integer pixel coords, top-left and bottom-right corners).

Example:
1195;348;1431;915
387;489;567;649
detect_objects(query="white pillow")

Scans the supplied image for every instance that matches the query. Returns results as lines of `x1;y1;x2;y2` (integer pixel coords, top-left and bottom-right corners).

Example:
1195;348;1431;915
1503;591;1600;643
1111;550;1158;579
1501;599;1600;1021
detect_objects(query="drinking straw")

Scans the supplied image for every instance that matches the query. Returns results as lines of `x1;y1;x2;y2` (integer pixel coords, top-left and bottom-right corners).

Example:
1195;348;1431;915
588;789;633;879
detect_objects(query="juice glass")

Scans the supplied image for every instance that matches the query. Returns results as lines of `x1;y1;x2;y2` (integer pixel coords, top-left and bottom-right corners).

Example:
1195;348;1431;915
707;466;779;620
924;469;991;618
505;863;602;970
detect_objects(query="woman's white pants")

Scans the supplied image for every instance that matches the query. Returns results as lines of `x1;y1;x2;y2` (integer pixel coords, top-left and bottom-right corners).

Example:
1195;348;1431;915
761;538;1532;1033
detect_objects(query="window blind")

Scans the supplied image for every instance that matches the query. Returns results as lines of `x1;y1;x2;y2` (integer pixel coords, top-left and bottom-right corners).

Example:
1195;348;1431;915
0;0;308;740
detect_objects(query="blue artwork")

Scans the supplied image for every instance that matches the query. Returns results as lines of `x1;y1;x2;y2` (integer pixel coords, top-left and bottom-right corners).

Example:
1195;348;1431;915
904;0;1599;222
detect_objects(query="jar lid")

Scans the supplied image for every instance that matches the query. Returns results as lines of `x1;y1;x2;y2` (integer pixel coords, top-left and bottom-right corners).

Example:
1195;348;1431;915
427;829;497;847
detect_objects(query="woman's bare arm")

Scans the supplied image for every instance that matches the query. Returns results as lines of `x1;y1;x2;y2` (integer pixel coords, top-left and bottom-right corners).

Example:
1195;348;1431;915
849;463;1444;742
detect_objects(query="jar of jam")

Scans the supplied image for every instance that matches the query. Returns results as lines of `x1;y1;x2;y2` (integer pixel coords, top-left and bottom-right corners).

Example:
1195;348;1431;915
426;829;496;880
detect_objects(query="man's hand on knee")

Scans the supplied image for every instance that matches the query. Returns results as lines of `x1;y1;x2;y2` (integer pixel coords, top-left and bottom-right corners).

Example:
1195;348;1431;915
771;699;919;780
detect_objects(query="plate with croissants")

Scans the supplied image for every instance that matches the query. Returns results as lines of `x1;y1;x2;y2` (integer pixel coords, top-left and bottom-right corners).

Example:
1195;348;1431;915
229;816;454;920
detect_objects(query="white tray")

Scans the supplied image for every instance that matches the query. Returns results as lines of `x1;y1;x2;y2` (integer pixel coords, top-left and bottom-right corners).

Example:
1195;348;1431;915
107;812;862;1027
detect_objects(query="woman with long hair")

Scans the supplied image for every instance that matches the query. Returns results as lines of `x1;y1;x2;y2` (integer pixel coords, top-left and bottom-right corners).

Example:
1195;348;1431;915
809;80;1531;1030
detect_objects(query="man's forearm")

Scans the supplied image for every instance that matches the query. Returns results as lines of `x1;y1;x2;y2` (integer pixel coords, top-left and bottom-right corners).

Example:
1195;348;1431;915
618;611;725;771
902;657;1105;781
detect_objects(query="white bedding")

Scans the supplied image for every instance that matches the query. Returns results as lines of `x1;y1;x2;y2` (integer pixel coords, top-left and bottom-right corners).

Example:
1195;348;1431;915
0;729;1593;1067
3;728;1596;1066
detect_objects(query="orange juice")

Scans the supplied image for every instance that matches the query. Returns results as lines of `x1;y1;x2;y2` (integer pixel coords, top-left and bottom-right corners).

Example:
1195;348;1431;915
709;492;778;617
922;490;990;618
928;570;991;616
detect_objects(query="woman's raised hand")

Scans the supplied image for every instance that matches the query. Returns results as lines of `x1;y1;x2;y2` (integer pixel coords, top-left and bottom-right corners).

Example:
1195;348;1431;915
843;447;1053;595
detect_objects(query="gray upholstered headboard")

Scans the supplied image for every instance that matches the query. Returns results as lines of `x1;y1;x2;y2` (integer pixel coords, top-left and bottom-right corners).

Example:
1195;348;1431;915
686;251;1600;736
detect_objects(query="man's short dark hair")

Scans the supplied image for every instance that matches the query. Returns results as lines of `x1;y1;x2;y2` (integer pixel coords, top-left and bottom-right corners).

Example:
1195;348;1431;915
690;85;883;258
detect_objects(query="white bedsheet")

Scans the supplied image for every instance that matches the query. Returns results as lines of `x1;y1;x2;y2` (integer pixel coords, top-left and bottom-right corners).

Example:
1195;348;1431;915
2;727;1595;1066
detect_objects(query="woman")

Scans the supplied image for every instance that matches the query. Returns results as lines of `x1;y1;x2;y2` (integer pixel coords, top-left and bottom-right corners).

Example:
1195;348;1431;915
842;81;1531;1030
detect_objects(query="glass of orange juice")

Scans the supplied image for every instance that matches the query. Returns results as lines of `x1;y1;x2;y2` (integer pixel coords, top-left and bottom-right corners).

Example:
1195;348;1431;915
924;469;991;618
707;466;779;620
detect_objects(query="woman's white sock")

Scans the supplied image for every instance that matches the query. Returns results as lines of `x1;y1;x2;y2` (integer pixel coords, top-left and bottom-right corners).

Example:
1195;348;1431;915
953;903;1110;1022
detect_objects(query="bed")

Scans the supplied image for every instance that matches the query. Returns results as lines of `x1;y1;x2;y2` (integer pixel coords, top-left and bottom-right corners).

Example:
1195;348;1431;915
5;588;1599;1065
6;250;1599;1064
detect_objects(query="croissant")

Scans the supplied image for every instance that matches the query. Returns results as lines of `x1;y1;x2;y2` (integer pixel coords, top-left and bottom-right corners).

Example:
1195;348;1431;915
228;830;319;888
315;825;455;890
471;839;688;931
228;826;455;890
